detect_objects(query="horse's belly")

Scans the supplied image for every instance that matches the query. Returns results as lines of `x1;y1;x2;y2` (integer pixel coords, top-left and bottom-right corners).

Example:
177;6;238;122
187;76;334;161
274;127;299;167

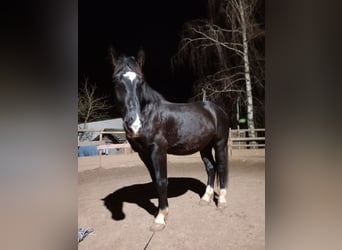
167;145;199;155
167;135;213;155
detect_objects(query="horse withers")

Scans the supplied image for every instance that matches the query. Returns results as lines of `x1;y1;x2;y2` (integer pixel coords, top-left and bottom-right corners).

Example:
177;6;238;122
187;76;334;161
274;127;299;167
110;48;229;231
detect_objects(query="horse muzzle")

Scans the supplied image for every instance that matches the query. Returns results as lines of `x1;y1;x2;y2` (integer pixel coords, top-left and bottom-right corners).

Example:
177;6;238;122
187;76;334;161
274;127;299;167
124;114;142;136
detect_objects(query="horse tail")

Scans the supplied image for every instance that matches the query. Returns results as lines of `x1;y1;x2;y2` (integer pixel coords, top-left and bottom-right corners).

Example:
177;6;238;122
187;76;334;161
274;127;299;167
215;169;220;190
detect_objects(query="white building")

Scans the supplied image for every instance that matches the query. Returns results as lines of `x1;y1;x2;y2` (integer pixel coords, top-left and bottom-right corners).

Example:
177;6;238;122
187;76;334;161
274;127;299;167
78;118;125;142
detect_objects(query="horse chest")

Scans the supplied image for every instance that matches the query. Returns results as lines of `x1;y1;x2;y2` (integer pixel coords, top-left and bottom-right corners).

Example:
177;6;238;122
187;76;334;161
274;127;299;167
128;139;145;152
127;136;153;154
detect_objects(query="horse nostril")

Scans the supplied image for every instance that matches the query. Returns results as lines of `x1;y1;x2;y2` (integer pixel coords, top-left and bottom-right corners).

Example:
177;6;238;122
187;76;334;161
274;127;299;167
124;116;134;126
124;114;142;134
125;116;133;125
125;120;130;127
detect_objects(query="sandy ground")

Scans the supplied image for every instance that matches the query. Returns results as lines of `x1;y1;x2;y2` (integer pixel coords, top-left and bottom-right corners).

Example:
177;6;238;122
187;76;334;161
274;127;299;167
78;150;265;250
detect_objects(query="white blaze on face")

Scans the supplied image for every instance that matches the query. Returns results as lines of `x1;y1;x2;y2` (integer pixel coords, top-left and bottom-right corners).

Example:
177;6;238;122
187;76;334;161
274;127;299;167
130;113;142;134
122;71;141;134
123;71;137;82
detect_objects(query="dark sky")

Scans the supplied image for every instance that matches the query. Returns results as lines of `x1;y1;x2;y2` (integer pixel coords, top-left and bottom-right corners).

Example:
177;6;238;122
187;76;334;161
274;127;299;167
79;0;208;115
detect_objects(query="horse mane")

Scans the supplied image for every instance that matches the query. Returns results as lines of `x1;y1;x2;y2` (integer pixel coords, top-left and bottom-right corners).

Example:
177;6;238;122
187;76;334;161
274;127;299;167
141;79;166;106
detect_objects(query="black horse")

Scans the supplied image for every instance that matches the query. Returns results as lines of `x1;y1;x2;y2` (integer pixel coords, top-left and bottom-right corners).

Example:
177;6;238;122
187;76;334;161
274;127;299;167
111;48;229;231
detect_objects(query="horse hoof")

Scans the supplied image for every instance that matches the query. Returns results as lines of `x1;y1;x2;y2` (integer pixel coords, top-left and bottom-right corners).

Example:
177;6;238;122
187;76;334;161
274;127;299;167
217;202;227;210
150;223;166;232
199;199;215;207
199;199;210;206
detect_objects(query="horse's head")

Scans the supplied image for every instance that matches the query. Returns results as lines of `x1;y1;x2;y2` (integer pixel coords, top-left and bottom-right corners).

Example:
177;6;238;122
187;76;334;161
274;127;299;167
110;48;146;136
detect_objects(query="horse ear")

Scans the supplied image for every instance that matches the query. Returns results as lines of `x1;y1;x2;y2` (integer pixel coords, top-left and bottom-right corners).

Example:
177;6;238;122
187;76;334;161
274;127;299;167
136;47;145;67
109;46;117;68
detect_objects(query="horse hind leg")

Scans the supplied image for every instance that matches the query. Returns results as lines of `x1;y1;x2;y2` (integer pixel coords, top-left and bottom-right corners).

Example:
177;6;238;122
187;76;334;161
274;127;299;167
199;146;216;205
214;141;228;209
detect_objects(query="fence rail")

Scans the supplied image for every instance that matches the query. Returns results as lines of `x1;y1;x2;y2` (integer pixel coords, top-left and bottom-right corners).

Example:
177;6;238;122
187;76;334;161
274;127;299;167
78;128;265;157
78;129;127;145
78;128;131;156
228;128;265;156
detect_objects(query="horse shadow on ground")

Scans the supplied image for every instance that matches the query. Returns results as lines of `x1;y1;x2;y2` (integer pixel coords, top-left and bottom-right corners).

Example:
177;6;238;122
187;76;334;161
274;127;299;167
102;177;208;220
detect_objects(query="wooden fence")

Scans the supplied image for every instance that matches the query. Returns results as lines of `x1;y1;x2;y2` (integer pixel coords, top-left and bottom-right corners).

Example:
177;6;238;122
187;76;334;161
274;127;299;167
228;128;265;156
78;129;131;153
78;128;265;157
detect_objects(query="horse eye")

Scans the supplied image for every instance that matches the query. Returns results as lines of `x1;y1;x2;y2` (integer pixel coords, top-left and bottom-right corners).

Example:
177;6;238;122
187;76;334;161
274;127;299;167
137;77;144;84
115;84;124;89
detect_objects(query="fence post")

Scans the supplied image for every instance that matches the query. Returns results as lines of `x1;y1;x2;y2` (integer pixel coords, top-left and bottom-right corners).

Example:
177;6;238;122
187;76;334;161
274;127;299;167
98;147;102;167
99;129;103;141
228;128;232;157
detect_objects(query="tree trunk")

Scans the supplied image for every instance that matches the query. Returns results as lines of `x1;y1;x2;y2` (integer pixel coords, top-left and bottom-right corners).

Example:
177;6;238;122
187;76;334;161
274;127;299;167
202;88;207;101
239;0;256;139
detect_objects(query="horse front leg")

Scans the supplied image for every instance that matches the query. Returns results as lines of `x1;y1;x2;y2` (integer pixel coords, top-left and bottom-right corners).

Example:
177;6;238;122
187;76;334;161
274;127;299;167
149;145;168;232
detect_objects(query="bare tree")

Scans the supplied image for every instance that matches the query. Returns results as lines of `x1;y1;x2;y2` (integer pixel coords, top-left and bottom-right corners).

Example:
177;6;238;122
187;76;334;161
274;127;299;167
78;77;112;129
172;0;264;134
226;0;264;137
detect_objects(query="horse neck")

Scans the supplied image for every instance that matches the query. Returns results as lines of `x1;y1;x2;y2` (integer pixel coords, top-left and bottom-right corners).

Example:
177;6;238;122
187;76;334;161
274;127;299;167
141;81;165;107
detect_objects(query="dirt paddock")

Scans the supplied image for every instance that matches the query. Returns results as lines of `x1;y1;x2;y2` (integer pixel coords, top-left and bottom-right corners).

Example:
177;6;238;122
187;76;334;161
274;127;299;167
78;150;265;250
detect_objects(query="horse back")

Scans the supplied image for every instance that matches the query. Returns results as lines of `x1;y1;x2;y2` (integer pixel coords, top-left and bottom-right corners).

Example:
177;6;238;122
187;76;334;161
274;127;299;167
159;101;229;154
